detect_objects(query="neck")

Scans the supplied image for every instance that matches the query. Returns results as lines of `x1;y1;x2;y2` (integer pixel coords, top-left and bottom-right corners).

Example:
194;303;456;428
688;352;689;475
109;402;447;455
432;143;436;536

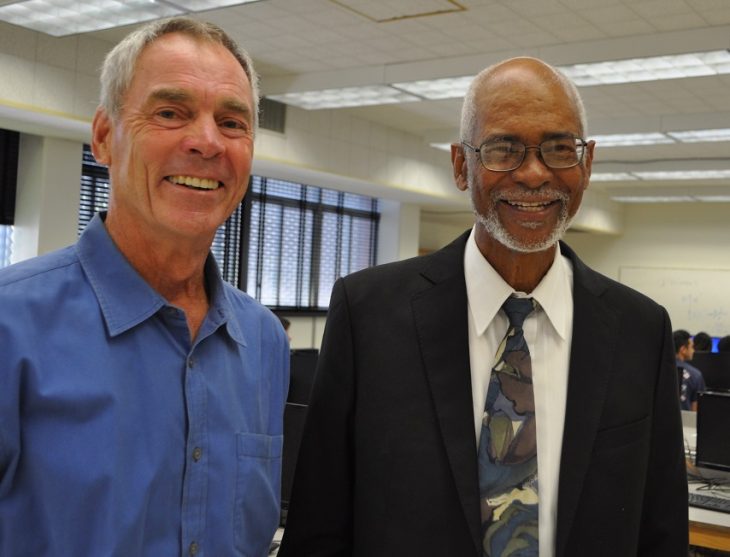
474;227;556;293
105;211;211;340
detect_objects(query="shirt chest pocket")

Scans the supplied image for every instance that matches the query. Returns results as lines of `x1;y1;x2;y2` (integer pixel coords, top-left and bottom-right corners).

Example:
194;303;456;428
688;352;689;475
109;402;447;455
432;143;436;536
234;432;283;556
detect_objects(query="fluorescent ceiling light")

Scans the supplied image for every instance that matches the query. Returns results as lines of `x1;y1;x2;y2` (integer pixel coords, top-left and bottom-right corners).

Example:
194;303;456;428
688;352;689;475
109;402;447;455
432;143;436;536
590;133;676;147
590;172;638;181
611;196;695;203
668;128;730;143
611;194;730;203
695;195;730;202
392;76;473;100
429;143;453;152
560;50;730;86
633;170;730;180
593;170;730;182
267;86;419;110
0;0;263;37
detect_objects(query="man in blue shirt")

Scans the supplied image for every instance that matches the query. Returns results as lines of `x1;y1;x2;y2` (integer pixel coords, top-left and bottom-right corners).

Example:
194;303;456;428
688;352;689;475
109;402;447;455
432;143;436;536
673;329;706;411
0;17;289;557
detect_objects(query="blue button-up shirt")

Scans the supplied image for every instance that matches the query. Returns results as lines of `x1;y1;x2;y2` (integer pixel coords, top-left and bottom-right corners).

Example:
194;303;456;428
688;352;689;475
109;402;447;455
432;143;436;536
0;214;289;556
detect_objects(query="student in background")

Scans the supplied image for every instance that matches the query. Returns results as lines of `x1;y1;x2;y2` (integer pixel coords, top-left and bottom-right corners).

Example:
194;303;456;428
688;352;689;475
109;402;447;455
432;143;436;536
0;17;289;557
693;331;713;352
279;315;293;342
674;329;707;411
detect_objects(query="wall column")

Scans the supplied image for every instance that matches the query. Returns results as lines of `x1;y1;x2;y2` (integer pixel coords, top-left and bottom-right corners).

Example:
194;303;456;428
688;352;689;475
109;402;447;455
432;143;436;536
12;134;82;262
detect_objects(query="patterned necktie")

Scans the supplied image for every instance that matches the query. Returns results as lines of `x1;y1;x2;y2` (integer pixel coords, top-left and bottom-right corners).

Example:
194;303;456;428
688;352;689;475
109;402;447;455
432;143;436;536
478;296;538;556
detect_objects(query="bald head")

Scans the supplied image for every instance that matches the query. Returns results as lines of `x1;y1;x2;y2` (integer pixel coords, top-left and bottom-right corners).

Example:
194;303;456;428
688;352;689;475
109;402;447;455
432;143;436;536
459;57;586;145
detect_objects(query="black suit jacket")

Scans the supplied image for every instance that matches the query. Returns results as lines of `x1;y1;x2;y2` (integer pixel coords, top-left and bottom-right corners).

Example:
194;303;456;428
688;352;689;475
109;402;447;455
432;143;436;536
279;231;688;557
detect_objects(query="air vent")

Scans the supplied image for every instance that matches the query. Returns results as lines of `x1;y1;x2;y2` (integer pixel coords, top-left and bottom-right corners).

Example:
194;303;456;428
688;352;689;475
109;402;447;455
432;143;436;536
260;97;286;134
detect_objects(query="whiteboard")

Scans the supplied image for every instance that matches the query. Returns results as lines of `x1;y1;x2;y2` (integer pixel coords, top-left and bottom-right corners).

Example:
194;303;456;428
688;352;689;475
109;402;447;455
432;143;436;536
618;266;730;337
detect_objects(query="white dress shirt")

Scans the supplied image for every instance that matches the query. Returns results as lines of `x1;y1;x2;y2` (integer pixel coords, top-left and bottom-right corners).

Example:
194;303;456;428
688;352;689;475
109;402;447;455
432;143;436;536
464;227;574;557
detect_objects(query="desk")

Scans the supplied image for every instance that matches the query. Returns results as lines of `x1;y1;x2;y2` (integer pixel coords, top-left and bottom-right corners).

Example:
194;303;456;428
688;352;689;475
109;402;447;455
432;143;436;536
689;483;730;551
684;413;730;551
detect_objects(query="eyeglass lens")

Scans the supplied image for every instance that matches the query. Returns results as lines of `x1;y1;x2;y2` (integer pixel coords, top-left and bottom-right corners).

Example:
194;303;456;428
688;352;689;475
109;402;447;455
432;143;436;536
480;138;585;171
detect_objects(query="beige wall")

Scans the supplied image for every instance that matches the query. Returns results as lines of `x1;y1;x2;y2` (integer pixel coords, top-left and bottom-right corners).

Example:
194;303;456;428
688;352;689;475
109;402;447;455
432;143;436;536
564;203;730;281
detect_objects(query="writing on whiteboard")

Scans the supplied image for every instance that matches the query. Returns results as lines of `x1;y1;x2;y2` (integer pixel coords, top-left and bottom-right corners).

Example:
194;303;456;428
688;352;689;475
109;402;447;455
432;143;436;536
619;266;730;336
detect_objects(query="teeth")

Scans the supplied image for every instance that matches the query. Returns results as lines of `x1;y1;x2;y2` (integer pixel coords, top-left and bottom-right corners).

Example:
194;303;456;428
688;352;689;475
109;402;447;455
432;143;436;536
168;175;220;190
505;200;555;212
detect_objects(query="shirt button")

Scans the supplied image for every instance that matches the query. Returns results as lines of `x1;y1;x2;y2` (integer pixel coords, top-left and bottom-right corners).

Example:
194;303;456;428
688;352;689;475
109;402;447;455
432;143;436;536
192;447;203;462
187;357;195;368
189;541;199;556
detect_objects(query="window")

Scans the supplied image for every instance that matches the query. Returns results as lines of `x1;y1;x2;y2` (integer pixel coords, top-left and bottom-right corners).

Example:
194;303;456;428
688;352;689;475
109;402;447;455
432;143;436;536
79;145;110;234
0;224;12;268
78;145;380;311
242;176;379;311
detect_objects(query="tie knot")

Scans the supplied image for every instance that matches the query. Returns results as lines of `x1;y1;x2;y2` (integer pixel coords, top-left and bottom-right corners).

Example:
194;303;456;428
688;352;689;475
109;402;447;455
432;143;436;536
502;296;535;328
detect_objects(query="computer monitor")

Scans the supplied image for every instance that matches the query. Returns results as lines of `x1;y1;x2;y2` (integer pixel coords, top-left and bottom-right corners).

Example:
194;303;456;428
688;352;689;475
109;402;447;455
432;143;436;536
690;352;730;392
711;337;721;353
695;391;730;472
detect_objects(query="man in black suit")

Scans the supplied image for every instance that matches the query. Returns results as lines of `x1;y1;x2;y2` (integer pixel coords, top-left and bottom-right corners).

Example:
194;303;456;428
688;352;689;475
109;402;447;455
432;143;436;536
279;57;687;557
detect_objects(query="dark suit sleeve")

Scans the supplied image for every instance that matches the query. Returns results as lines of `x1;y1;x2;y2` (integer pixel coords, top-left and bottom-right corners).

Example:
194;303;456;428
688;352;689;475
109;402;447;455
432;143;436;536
278;278;354;556
638;307;689;555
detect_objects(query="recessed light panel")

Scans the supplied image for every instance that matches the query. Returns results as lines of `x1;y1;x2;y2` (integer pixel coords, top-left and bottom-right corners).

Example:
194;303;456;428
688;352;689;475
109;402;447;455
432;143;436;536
668;129;730;143
268;86;420;110
591;133;675;147
560;50;730;86
392;76;473;100
590;173;638;181
0;0;263;36
634;170;730;180
611;196;695;203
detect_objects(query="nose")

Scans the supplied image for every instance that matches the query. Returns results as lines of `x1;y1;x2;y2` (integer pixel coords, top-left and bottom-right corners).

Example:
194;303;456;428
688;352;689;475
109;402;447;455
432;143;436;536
183;115;225;159
511;146;551;189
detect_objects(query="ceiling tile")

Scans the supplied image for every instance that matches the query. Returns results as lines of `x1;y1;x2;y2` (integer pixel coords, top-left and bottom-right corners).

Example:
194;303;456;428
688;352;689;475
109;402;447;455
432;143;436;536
629;0;697;18
649;12;707;31
507;0;568;17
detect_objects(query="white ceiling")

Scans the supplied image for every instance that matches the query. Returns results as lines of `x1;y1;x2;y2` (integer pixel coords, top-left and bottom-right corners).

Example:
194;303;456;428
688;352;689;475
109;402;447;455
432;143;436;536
88;0;730;201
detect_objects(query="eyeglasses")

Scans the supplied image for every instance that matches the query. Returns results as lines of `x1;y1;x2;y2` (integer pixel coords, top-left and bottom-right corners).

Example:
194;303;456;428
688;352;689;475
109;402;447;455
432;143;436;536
461;137;588;172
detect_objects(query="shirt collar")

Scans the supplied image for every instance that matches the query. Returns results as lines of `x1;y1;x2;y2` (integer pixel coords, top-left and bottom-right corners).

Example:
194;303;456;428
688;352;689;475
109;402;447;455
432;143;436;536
76;213;243;344
464;226;573;340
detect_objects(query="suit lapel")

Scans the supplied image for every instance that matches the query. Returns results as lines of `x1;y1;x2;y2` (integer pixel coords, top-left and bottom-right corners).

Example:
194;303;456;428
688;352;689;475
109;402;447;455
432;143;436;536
411;231;482;555
555;243;620;557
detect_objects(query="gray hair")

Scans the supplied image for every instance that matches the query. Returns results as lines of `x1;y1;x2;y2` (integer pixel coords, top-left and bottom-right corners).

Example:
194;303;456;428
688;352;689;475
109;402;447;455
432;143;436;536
459;57;587;144
99;16;260;132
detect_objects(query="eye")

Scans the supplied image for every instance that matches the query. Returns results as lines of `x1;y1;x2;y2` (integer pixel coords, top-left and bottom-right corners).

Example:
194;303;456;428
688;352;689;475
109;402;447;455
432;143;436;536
221;119;243;129
545;139;576;153
219;118;252;136
483;141;519;157
157;109;178;120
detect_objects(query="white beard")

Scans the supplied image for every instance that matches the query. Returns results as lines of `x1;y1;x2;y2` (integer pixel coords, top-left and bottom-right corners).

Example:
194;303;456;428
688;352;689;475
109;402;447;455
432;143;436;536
469;178;573;254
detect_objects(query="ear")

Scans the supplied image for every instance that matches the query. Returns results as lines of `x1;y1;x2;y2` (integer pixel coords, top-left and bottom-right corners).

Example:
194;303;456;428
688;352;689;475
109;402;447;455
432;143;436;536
91;107;113;166
451;142;469;192
582;139;596;191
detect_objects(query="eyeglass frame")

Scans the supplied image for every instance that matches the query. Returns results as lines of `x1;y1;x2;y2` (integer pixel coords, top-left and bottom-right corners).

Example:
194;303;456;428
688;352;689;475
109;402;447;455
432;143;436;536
461;136;589;172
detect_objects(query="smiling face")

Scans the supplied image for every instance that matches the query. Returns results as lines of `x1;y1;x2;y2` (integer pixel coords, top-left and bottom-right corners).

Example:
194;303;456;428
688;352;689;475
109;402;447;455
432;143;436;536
454;59;594;257
92;32;255;249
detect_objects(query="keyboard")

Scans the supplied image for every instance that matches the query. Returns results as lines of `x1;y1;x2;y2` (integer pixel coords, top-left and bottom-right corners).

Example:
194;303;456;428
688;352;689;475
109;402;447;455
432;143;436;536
688;491;730;513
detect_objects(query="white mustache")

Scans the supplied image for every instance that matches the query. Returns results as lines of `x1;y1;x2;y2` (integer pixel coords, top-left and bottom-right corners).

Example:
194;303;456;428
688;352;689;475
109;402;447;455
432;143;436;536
492;188;569;203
